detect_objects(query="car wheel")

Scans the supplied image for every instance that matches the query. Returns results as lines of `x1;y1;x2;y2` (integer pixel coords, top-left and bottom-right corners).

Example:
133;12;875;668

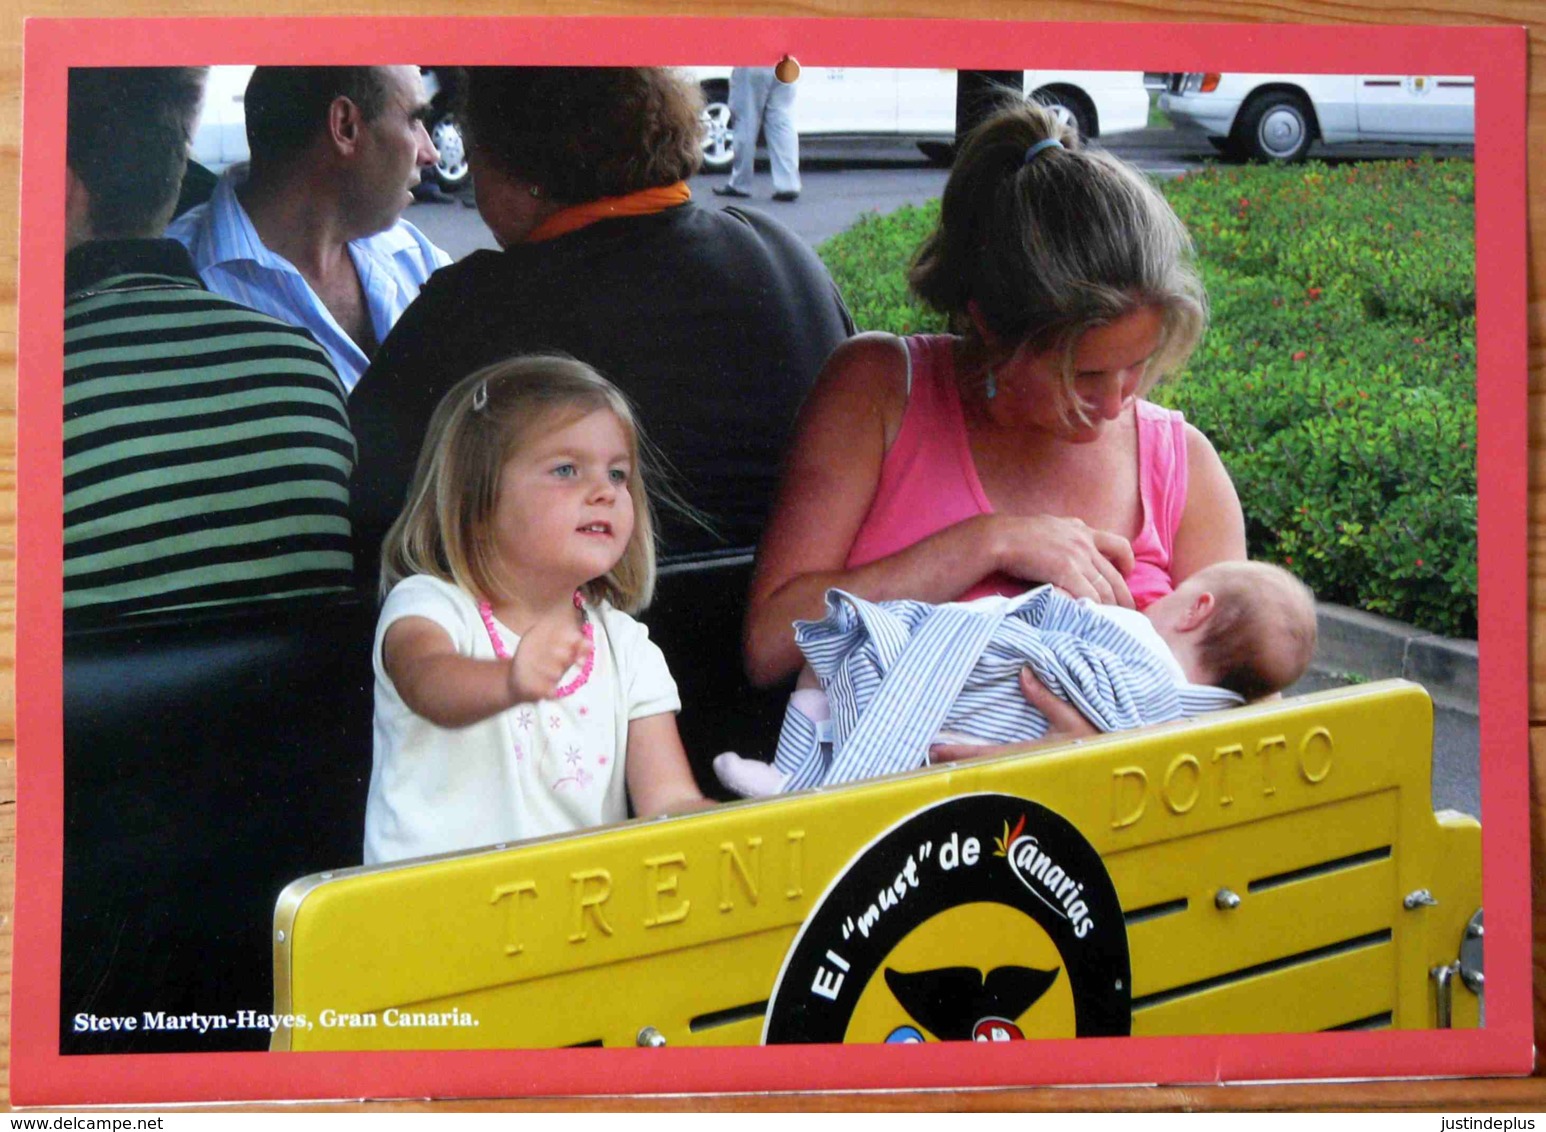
700;80;734;172
1234;91;1315;163
427;112;470;190
1032;88;1096;142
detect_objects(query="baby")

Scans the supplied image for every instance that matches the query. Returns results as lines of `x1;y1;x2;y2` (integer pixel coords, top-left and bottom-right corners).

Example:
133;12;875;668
716;561;1317;796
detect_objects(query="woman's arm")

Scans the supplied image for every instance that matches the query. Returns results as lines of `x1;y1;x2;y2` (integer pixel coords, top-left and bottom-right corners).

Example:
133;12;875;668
744;334;994;685
1169;423;1248;582
625;712;714;817
744;336;1136;687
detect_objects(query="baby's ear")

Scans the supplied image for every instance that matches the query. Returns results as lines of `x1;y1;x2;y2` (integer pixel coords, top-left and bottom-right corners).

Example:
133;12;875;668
1178;589;1216;633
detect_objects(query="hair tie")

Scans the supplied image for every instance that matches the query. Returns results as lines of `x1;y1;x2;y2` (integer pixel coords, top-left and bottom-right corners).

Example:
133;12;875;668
1023;137;1064;165
471;381;489;412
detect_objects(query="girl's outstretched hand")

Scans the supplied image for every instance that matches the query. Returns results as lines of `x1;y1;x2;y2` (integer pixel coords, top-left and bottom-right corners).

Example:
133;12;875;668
993;514;1136;609
508;606;591;704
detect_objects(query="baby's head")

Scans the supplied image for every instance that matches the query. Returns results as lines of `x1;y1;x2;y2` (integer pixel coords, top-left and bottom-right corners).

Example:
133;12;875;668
1144;561;1317;701
380;353;657;612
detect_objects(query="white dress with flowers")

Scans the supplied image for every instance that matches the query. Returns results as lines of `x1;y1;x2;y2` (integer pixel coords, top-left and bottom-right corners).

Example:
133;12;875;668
364;574;680;865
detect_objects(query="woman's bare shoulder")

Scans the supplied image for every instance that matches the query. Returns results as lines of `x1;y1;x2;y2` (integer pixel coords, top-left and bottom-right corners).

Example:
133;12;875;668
804;332;914;435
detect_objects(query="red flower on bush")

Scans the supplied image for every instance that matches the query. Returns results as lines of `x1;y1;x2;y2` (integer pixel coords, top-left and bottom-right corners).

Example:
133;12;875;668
1307;287;1322;300
1292;350;1309;362
1416;558;1425;568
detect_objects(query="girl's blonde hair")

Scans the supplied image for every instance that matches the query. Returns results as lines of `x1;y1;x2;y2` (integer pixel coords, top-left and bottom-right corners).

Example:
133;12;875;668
379;354;657;613
909;99;1208;425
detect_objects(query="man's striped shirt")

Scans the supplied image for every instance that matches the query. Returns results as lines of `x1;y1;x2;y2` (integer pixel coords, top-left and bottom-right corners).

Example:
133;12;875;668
64;239;356;619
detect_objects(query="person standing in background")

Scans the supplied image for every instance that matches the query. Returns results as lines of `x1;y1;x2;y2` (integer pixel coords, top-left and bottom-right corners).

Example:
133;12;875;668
713;66;801;202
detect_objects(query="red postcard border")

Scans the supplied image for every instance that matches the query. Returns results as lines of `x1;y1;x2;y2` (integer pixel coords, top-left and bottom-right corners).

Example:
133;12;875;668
11;15;1531;1106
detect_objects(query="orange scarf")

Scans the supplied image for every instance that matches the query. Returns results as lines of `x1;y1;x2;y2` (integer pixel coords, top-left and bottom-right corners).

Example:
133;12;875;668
526;182;692;243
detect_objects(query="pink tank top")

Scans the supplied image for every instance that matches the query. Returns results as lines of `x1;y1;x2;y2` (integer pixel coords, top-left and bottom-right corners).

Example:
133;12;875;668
845;335;1189;608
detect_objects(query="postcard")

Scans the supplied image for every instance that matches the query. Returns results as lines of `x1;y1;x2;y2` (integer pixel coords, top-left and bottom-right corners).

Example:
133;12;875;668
11;15;1530;1106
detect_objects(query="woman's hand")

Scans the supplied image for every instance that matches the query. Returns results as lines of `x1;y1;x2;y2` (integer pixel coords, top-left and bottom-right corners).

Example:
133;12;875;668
929;667;1099;763
991;514;1136;609
1017;667;1099;739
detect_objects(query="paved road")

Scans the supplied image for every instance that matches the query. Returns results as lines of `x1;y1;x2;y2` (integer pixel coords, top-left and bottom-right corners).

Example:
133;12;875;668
408;127;1474;258
405;128;1481;819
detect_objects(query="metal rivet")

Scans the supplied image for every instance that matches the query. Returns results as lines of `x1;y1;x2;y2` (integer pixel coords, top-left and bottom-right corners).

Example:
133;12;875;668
495;843;508;851
1115;979;1124;991
637;1026;668;1048
1404;889;1439;910
320;872;334;880
1215;888;1242;910
276;930;286;942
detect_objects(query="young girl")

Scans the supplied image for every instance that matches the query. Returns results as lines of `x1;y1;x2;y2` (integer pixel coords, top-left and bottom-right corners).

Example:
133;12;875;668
743;99;1248;690
364;355;708;866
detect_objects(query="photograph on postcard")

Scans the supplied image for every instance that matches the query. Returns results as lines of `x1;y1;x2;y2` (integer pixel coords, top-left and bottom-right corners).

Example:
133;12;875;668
13;16;1528;1106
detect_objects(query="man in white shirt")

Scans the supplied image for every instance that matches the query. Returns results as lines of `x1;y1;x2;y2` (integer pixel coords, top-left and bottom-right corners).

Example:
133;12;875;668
169;66;452;392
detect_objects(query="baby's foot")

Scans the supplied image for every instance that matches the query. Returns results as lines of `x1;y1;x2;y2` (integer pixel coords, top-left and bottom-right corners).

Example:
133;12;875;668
713;752;789;797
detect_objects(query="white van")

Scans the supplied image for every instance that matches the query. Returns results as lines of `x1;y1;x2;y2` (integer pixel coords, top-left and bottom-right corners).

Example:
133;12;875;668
693;67;1151;170
1159;72;1475;162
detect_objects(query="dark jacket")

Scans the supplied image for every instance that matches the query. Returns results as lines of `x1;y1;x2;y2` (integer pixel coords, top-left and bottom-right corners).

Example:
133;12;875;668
349;201;854;585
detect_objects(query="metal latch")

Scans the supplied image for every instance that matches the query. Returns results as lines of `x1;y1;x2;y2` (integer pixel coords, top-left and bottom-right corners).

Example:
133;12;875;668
1431;908;1484;1028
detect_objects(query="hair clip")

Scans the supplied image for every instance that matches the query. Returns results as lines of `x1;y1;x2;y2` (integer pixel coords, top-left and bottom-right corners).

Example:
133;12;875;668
1023;137;1064;165
471;381;489;412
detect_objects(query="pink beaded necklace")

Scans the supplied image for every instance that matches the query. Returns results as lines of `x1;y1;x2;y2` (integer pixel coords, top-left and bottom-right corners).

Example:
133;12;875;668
478;590;595;699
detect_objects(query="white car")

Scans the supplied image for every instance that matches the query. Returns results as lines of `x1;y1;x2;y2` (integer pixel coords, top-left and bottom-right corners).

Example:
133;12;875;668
190;64;253;174
690;67;1151;171
1159;72;1475;163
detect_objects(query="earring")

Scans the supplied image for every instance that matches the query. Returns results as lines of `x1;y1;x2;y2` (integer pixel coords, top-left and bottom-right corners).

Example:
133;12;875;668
985;368;998;401
528;184;542;198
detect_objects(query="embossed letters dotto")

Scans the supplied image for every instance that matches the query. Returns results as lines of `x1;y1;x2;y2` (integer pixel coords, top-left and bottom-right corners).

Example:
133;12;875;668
1211;744;1245;806
1109;728;1334;830
1255;734;1287;796
1111;767;1148;829
1162;754;1202;814
1299;727;1333;783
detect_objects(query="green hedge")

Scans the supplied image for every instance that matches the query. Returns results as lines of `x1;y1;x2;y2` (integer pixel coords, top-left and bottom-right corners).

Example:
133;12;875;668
817;157;1477;638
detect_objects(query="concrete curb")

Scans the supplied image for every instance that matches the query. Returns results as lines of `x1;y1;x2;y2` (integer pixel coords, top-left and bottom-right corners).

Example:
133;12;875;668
1311;602;1478;716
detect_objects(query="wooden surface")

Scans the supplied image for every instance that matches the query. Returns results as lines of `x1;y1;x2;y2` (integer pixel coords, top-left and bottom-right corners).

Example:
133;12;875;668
2;0;1544;1112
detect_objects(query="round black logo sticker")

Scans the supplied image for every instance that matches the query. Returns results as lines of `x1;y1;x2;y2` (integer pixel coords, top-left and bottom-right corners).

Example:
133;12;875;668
764;793;1131;1044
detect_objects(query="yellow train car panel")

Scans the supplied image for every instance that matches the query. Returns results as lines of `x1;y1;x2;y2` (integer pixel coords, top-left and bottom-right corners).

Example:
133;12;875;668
273;681;1481;1050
